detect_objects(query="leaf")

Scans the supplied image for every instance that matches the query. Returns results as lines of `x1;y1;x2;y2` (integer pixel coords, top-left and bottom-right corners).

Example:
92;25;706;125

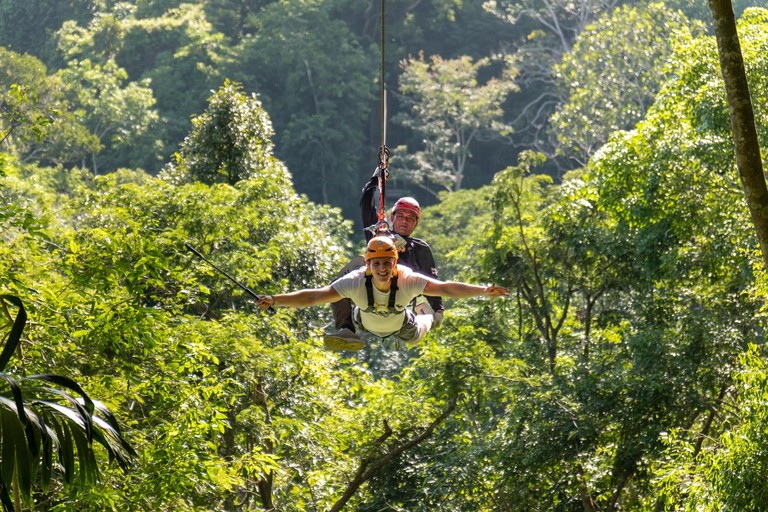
41;424;53;493
24;374;96;416
11;407;32;503
70;424;97;486
0;374;27;426
55;420;74;486
0;296;26;372
0;409;17;492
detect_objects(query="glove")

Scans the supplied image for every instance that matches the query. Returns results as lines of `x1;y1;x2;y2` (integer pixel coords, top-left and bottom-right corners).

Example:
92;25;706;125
432;310;444;329
372;165;389;182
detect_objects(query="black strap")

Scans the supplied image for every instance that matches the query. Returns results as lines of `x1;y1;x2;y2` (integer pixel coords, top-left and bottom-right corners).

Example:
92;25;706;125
388;275;398;308
364;273;399;311
365;273;375;308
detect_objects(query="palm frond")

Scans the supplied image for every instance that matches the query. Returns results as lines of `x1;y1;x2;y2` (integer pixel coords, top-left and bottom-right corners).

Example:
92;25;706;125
0;295;136;510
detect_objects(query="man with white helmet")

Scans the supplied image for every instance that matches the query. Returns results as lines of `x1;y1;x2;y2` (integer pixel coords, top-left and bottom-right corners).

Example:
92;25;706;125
256;236;509;348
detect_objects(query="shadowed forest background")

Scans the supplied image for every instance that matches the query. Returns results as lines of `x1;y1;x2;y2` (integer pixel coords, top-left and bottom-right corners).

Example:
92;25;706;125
4;0;768;510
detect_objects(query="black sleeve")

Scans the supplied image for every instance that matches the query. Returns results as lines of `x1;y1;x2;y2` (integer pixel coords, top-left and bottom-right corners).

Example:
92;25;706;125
360;176;379;242
413;242;444;312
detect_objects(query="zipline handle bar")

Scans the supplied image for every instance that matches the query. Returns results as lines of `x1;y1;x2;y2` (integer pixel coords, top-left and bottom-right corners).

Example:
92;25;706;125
184;243;274;311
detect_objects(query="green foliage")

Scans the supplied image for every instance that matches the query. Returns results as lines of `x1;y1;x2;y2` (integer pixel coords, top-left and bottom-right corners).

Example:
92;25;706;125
0;49;101;166
550;3;700;166
0;0;98;64
482;0;619;155
57;58;158;174
442;9;768;509
163;80;274;186
239;0;377;215
654;346;768;511
418;185;495;280
395;54;517;195
0;85;56;147
3;0;523;212
122;2;236;159
56;3;235;172
7;2;768;511
0;295;135;510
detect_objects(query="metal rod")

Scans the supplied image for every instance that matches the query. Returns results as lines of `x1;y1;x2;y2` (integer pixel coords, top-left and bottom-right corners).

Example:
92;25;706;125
184;243;265;302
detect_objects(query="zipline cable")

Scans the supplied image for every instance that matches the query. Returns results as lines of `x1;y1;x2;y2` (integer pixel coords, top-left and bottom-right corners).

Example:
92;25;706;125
380;0;387;153
376;0;390;232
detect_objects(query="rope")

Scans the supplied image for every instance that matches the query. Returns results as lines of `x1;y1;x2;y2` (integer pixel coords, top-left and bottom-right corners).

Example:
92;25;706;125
380;0;386;152
376;0;390;231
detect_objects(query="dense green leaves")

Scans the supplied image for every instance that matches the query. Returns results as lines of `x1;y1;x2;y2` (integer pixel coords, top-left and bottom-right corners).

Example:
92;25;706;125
395;54;517;195
550;3;700;167
57;58;158;174
238;0;376;214
7;2;768;511
3;0;530;215
163;80;274;186
0;295;135;510
0;0;97;62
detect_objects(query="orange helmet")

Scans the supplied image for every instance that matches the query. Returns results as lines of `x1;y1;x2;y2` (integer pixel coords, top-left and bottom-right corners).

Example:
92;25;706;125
392;197;421;220
365;236;399;262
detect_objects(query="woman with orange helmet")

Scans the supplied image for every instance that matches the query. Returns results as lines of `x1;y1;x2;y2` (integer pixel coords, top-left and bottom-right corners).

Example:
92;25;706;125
256;235;509;350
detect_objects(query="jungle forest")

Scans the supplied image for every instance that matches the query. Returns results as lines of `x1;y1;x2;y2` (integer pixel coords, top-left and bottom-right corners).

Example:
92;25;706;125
4;0;768;509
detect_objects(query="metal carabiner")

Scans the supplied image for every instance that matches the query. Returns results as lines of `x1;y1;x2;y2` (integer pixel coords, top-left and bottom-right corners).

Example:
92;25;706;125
377;146;391;182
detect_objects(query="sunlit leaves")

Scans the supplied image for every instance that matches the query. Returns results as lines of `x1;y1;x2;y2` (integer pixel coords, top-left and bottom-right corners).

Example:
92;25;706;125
57;58;158;173
0;83;57;148
0;296;135;507
395;54;518;194
550;3;700;166
163;80;275;186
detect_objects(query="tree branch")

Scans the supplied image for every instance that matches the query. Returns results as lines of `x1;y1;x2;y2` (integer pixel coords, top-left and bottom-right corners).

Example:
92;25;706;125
329;393;459;511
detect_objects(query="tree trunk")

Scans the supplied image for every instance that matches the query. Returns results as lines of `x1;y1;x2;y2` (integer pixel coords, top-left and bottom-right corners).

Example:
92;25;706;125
708;0;768;270
254;380;274;510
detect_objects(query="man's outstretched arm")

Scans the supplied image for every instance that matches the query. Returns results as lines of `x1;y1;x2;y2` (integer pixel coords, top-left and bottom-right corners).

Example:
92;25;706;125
257;285;342;309
423;280;510;299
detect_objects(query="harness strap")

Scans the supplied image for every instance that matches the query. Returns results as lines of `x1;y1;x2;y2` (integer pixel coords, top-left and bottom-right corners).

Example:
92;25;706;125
388;274;398;308
364;272;399;312
365;273;375;309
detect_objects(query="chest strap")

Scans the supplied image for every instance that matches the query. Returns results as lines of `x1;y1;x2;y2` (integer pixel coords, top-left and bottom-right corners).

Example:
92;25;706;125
364;272;399;312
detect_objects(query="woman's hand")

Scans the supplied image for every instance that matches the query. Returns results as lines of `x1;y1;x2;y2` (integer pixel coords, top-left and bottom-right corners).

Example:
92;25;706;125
257;295;275;309
485;284;510;297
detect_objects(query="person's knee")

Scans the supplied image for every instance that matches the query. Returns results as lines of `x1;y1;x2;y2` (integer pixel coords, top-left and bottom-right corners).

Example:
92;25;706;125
397;312;433;344
414;314;433;342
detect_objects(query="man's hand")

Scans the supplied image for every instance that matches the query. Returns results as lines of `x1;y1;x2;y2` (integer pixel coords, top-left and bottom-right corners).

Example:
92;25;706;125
485;285;510;297
257;295;275;309
433;309;444;329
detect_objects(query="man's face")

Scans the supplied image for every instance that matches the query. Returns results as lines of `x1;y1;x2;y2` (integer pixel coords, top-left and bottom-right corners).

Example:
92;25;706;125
391;210;419;237
367;257;397;284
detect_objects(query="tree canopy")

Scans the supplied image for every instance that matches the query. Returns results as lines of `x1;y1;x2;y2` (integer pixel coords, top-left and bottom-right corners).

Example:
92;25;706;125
5;1;768;511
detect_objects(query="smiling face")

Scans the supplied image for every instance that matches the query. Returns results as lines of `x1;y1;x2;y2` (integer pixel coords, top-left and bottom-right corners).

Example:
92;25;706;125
391;210;419;237
367;257;397;288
